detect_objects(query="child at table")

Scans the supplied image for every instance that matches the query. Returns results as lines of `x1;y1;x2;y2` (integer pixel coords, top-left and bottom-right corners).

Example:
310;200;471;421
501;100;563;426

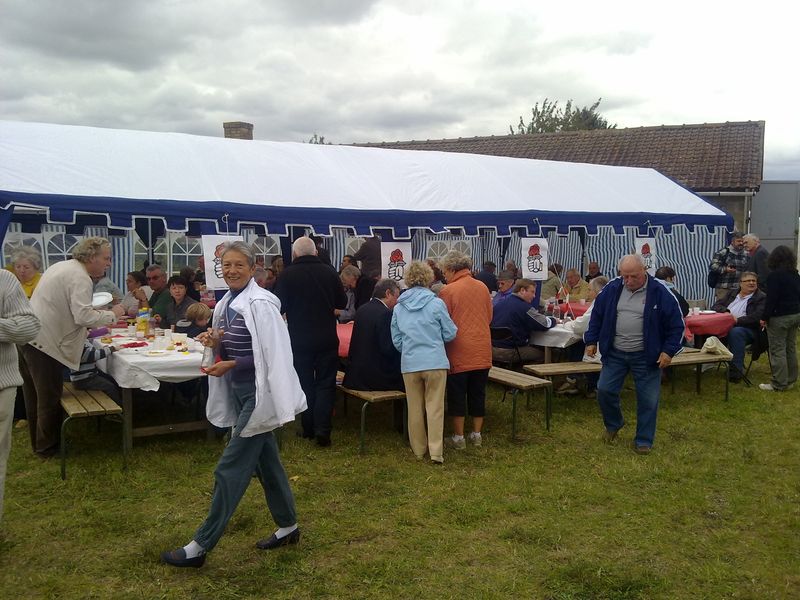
175;302;212;339
69;338;121;405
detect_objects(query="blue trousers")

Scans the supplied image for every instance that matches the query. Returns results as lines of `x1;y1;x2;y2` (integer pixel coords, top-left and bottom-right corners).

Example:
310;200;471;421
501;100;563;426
726;326;754;376
194;380;297;551
596;348;661;448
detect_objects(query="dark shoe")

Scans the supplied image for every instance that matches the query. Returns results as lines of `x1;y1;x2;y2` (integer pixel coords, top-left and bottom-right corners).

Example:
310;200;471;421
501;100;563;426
256;527;301;550
603;429;619;444
728;374;742;383
296;430;314;440
160;548;206;568
634;445;652;455
315;434;331;447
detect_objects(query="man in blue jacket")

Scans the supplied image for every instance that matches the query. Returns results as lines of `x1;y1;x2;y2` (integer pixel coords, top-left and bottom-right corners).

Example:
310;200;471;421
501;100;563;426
584;254;684;454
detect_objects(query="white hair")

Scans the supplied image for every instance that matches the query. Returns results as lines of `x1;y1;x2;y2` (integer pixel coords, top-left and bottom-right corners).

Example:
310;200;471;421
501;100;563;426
618;254;646;270
292;237;317;258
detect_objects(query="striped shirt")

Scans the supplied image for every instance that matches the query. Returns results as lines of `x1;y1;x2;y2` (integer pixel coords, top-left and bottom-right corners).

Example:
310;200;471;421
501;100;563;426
70;341;112;382
220;292;255;382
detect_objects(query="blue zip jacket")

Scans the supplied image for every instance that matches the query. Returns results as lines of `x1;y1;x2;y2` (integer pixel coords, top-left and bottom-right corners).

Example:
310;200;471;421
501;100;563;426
391;286;457;373
584;274;685;366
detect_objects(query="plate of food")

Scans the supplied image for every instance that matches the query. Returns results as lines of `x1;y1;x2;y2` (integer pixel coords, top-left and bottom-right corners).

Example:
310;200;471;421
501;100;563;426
92;292;113;308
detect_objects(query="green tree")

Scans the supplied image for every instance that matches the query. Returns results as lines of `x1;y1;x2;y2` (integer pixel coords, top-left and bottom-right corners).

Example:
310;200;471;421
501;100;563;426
307;133;331;144
510;98;616;134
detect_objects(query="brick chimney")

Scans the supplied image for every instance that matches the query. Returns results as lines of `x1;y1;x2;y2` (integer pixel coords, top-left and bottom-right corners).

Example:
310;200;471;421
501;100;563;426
223;121;253;140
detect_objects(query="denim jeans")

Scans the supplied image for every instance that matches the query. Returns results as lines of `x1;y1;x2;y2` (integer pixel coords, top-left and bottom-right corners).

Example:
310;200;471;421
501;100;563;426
726;326;755;376
596;347;661;448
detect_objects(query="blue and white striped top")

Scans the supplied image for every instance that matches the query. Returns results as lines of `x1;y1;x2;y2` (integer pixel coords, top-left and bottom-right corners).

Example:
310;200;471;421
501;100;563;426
219;289;255;382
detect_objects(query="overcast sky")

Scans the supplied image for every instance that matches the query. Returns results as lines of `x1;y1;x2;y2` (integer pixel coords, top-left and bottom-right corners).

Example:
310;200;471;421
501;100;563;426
2;0;798;179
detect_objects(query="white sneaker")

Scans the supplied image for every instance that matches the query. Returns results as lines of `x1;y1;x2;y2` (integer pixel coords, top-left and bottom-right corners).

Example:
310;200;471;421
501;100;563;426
557;377;577;393
468;432;482;447
445;436;466;450
759;383;776;391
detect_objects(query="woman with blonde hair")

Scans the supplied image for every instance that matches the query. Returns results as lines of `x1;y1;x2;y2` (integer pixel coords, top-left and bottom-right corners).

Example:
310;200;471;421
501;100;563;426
391;261;457;464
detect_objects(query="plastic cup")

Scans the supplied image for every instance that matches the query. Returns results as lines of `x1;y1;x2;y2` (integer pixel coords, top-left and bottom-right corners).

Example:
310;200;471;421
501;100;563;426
579;298;586;305
127;325;135;337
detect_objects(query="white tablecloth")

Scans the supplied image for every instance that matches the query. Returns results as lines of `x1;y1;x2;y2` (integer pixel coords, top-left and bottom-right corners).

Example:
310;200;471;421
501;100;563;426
94;338;204;392
529;325;582;349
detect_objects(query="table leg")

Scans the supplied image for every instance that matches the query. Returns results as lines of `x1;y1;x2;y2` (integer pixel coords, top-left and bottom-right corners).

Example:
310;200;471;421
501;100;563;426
122;388;133;453
695;365;701;394
544;347;552;363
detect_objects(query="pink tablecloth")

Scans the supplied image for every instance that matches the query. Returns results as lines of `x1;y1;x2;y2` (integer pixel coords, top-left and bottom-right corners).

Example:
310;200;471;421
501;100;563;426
337;322;353;359
685;312;736;337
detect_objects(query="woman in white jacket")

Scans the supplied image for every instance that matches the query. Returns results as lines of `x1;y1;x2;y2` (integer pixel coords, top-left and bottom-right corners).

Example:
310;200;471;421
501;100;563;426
161;241;307;568
557;276;608;397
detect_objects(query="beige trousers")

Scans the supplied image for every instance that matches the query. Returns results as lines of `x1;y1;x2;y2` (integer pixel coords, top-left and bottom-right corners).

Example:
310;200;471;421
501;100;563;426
402;369;447;462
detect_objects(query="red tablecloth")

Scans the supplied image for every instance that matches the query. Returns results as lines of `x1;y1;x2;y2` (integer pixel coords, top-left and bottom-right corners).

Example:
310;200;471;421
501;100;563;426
560;302;589;318
685;312;736;337
337;322;353;358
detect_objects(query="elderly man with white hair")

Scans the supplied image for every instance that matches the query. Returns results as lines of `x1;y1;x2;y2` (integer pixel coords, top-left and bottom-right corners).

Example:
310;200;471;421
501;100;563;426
742;233;770;292
584;254;685;455
274;237;347;447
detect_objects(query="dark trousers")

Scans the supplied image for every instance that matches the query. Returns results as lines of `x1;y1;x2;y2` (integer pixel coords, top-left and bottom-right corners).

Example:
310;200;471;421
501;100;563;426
293;348;339;437
446;369;489;417
19;345;65;456
194;380;297;552
72;371;122;405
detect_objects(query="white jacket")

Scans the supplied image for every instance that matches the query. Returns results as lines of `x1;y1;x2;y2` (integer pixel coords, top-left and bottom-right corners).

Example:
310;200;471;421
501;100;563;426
29;259;116;370
206;278;307;436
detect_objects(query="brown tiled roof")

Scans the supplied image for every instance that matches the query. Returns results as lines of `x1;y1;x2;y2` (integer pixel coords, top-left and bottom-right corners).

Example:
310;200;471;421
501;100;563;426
353;121;765;192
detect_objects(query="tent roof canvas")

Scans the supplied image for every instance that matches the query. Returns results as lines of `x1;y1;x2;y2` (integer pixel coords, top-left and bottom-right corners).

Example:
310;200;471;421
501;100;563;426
0;120;732;237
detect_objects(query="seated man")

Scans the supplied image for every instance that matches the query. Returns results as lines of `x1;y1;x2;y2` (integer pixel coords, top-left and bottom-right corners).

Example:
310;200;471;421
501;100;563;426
492;270;516;307
711;271;766;382
491;279;556;363
654;266;690;317
564;268;591;302
539;263;564;307
342;279;403;392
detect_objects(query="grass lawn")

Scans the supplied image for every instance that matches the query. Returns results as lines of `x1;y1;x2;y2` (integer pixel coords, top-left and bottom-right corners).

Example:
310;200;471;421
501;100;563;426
1;356;798;599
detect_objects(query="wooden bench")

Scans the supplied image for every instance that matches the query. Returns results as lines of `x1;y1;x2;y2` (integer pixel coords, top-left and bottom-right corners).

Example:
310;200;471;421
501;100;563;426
524;348;731;402
337;372;407;454
487;367;553;437
60;382;128;480
669;351;731;400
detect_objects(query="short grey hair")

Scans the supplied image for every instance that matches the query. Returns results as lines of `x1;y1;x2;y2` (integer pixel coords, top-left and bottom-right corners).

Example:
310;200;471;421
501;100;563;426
589;276;609;293
253;267;268;285
340;264;361;279
372;278;400;299
743;233;760;243
440;250;472;273
618;254;646;270
72;237;111;264
146;264;165;276
220;240;256;268
292;237;317;258
10;245;42;271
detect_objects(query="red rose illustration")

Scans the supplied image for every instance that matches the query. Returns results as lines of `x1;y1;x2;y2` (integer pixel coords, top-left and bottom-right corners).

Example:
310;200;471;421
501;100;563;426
529;244;540;256
642;243;651;254
390;249;404;262
214;243;225;258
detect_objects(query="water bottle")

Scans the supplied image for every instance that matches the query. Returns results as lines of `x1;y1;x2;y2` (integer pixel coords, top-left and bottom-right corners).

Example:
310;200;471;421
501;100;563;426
552;302;561;320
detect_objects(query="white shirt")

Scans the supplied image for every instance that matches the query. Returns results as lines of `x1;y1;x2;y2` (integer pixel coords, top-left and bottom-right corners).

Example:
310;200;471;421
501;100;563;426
728;292;753;320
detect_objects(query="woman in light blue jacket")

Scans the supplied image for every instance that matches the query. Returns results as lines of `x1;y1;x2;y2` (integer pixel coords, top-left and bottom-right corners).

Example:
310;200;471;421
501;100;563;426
391;262;457;464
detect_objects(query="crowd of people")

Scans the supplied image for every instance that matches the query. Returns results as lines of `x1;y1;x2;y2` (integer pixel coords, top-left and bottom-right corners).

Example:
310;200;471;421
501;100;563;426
1;230;798;568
